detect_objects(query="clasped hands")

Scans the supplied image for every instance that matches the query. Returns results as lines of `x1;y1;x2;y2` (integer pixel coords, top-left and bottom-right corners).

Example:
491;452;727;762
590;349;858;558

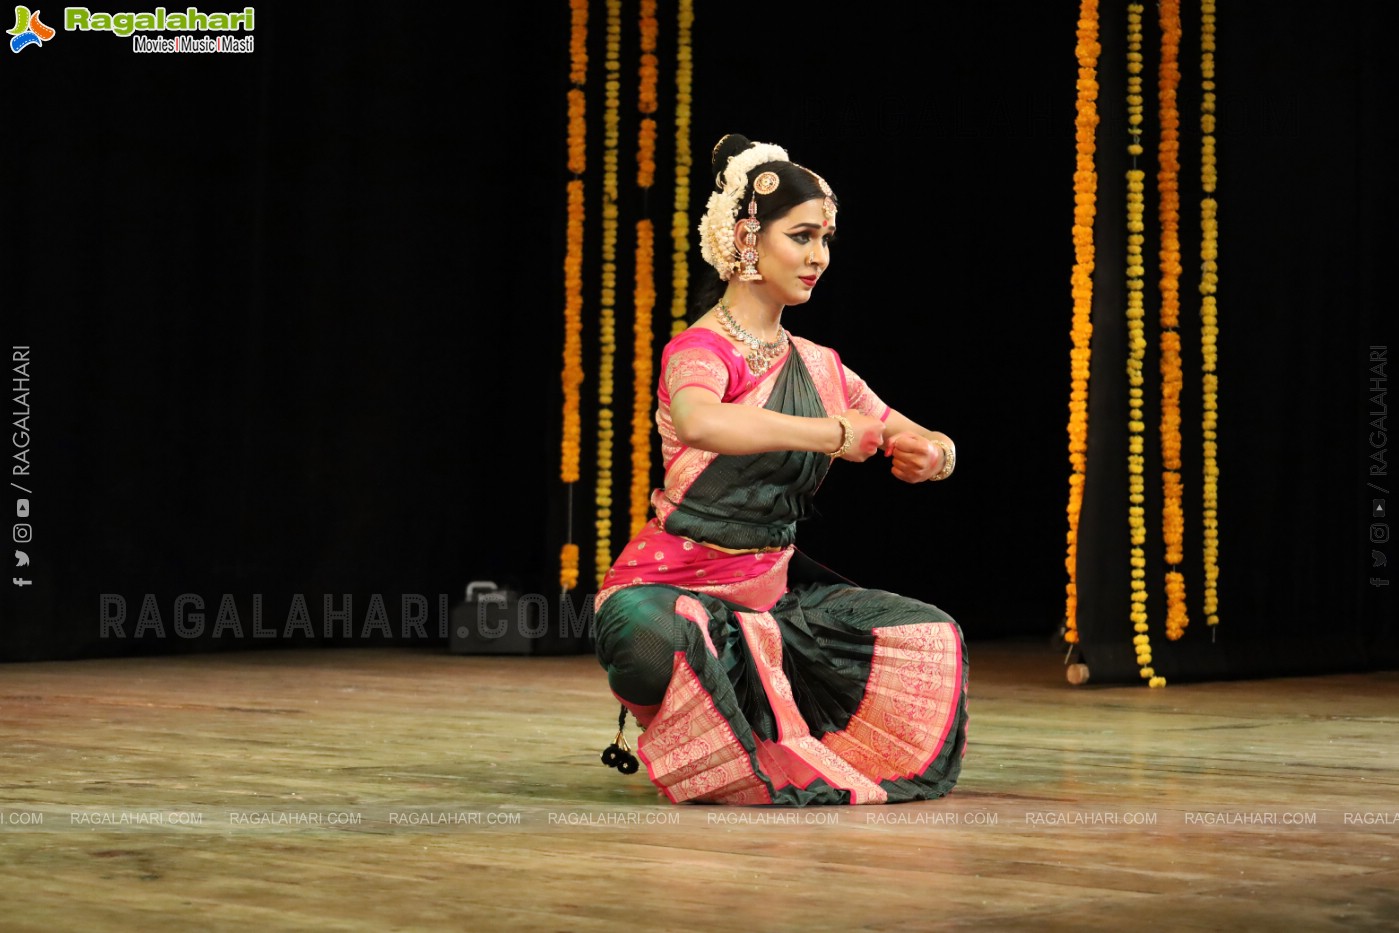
835;409;947;483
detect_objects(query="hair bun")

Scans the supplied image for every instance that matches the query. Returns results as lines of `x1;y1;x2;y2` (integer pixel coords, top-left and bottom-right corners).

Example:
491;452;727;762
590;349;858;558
710;133;755;189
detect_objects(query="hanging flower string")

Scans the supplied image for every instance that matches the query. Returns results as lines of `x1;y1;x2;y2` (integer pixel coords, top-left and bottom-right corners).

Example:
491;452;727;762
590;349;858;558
1124;4;1161;686
595;0;621;587
1158;0;1188;645
560;0;588;592
569;0;588;85
636;0;657;188
631;220;656;536
1063;0;1100;646
670;0;694;337
1200;0;1221;629
630;0;657;539
637;115;657;189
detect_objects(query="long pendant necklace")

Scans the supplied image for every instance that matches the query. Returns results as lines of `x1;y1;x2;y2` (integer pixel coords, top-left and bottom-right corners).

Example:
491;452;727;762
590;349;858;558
716;300;788;375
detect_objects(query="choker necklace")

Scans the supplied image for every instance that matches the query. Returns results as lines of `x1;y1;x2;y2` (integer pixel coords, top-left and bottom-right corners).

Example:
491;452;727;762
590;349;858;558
715;300;788;375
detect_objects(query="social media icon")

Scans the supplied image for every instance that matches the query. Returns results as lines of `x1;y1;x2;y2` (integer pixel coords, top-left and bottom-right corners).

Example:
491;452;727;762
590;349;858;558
1372;578;1391;588
1375;550;1390;568
1375;499;1388;518
1371;524;1390;544
12;523;32;543
16;498;29;517
14;549;29;567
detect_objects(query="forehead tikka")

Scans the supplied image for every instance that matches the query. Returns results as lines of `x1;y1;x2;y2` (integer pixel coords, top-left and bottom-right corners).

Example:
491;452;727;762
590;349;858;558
794;163;836;227
815;175;836;227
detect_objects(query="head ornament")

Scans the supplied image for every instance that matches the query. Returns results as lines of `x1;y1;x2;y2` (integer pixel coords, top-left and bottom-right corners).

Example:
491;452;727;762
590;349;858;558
697;142;789;280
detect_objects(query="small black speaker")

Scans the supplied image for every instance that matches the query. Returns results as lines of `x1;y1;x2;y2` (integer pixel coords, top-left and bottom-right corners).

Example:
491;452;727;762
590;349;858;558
447;582;536;655
445;583;593;656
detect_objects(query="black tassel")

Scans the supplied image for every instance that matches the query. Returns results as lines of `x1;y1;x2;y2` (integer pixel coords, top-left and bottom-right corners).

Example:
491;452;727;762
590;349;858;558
601;704;640;775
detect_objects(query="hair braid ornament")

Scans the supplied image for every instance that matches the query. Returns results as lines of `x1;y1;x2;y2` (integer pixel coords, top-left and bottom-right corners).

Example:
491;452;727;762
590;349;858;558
698;142;789;280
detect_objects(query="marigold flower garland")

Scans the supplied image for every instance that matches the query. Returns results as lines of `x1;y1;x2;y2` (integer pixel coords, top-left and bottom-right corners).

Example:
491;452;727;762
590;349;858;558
637;116;657;190
636;0;657;189
569;0;588;85
670;0;693;337
1063;0;1100;646
1157;0;1188;647
631;221;656;536
629;1;657;539
560;0;588;592
1124;4;1162;685
595;0;621;588
1200;0;1221;628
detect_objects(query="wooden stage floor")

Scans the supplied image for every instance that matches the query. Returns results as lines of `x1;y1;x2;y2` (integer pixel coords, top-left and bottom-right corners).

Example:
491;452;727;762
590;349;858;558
1;640;1396;931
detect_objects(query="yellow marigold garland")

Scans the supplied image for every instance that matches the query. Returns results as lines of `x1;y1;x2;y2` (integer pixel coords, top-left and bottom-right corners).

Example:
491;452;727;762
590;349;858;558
670;0;693;337
1063;0;1100;646
560;0;588;592
1200;0;1221;628
1157;0;1187;652
596;0;621;587
1125;4;1158;684
631;220;656;537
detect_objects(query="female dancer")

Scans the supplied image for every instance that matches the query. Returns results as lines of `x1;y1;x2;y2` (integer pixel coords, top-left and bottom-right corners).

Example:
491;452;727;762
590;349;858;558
594;134;968;805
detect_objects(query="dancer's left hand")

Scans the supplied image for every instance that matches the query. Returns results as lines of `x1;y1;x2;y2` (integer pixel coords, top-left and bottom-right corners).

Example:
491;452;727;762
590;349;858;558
883;432;943;483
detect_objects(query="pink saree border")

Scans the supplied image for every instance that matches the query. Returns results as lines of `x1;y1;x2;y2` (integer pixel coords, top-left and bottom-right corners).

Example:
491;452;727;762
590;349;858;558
734;610;889;805
636;652;773;805
819;622;964;783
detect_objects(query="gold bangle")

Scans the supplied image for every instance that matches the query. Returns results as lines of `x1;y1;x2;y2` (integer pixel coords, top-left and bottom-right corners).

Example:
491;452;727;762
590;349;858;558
828;416;854;459
930;438;955;480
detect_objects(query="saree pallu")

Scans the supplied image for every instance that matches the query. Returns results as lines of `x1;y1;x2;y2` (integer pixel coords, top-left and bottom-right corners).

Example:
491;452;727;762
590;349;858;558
595;332;968;806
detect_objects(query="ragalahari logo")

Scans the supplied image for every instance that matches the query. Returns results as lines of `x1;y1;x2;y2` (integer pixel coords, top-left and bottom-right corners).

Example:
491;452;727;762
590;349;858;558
9;6;54;52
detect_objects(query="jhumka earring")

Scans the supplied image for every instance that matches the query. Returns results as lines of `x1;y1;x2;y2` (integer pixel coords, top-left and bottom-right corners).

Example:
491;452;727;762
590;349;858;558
738;171;781;282
737;195;763;281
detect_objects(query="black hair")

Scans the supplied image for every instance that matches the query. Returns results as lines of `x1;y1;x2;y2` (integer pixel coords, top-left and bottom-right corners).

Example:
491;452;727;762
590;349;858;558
690;134;838;319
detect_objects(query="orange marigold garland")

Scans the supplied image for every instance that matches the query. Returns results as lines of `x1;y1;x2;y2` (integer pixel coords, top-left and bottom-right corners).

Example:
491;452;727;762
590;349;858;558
636;0;657;189
1157;0;1187;653
670;0;693;337
562;183;586;486
1125;4;1158;684
595;0;621;587
569;0;588;85
629;1;657;540
638;0;658;112
1063;0;1100;647
637;118;657;189
560;0;588;591
631;220;656;537
1200;0;1221;629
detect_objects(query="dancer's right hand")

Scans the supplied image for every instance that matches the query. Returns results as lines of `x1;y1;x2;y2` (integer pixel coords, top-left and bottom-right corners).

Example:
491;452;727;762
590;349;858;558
839;409;885;462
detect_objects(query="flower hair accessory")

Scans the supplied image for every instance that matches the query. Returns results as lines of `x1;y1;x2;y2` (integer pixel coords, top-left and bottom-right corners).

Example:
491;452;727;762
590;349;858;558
697;141;789;280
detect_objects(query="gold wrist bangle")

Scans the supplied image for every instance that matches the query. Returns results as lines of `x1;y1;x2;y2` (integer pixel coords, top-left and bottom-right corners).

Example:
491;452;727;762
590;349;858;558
930;438;956;480
828;416;854;458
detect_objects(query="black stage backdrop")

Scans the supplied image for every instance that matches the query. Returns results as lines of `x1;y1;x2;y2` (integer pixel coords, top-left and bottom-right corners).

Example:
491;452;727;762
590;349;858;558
2;4;1393;675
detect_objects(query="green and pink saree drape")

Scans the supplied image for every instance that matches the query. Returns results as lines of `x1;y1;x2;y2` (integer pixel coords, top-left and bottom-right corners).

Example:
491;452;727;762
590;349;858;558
595;329;968;806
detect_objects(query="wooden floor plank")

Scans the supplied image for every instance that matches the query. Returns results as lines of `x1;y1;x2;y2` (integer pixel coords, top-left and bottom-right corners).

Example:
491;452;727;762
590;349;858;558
2;641;1397;930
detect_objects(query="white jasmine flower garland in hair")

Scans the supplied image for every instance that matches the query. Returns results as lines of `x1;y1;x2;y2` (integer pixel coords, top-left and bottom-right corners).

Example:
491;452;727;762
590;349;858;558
698;142;789;279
